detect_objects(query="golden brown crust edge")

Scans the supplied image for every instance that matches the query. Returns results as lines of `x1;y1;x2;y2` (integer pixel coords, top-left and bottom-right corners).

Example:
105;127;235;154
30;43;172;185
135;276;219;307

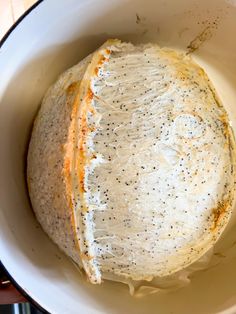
27;40;120;284
27;56;91;271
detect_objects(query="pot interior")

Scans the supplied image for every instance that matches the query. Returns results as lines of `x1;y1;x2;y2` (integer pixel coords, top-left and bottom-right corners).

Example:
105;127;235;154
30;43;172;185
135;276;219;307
1;0;236;313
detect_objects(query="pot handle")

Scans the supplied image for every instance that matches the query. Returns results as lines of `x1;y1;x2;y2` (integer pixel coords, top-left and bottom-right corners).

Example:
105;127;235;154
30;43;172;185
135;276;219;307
0;265;26;304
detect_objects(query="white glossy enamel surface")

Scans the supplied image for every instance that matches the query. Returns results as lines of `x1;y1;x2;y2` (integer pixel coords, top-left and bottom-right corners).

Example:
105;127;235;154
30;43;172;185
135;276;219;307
1;0;236;313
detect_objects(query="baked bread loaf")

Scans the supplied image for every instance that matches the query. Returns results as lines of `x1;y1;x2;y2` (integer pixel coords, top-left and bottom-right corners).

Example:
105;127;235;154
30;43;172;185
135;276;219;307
27;39;236;285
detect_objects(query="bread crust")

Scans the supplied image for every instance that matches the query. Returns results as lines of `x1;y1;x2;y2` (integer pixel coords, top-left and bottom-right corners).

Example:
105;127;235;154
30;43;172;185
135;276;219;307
27;55;91;277
27;40;119;284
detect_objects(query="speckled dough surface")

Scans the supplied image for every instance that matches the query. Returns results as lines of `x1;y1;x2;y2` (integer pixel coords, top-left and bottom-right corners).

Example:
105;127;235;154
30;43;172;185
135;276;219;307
27;40;236;284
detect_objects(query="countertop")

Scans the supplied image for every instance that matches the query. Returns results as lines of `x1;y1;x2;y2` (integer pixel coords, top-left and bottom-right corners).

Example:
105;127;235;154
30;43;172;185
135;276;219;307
0;0;37;39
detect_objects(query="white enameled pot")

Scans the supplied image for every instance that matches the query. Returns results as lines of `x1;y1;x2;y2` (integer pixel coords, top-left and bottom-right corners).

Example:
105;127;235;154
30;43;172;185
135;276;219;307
1;0;236;313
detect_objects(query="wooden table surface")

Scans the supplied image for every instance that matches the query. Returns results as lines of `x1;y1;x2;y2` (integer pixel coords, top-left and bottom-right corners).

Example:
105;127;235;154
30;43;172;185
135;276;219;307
0;0;37;39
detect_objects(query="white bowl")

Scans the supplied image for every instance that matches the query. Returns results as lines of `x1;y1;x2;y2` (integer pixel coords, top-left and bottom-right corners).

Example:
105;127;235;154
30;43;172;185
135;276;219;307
1;0;236;313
